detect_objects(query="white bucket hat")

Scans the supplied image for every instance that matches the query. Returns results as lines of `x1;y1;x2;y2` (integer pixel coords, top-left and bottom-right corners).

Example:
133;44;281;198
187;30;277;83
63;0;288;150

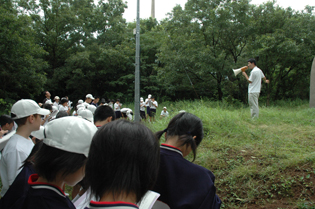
78;109;94;123
78;99;84;104
87;105;96;114
11;99;51;119
86;94;94;100
43;116;97;157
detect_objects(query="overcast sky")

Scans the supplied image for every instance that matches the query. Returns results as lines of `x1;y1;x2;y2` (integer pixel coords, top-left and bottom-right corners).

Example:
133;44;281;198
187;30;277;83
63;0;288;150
123;0;314;23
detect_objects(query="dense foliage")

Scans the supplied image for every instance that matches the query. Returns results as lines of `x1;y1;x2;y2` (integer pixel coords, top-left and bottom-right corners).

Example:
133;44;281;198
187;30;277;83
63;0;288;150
1;0;314;106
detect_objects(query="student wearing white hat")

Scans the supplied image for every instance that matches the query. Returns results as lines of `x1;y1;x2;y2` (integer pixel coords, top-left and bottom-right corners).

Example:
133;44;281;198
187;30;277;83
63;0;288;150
140;97;146;121
53;96;60;110
83;94;94;108
145;94;152;120
160;107;169;119
0;99;50;197
24;117;97;209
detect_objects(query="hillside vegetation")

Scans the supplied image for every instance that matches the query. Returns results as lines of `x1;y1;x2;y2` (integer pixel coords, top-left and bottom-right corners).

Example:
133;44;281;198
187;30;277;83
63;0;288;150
147;99;315;208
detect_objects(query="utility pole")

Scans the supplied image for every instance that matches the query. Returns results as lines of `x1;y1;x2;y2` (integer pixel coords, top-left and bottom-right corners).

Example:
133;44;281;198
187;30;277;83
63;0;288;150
151;0;155;18
134;0;140;121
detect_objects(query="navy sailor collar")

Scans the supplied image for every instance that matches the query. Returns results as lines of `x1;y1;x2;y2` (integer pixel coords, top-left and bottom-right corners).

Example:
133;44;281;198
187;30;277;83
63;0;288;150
28;174;66;197
160;144;183;156
88;201;138;209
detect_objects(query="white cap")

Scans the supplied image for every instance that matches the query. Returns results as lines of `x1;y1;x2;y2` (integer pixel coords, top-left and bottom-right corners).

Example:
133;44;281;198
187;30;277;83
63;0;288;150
78;99;84;104
163;107;167;109
148;94;152;99
11;99;51;119
54;96;60;100
78;109;94;123
45;100;53;105
43;117;97;157
140;97;144;101
86;94;94;100
179;110;186;113
31;126;45;139
87;105;96;114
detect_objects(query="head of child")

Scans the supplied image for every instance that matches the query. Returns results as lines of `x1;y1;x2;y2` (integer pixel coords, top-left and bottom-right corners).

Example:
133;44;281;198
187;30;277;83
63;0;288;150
94;105;115;126
34;117;97;187
11;99;50;134
85;94;94;103
156;112;204;161
116;99;120;104
0;115;14;131
60;98;68;107
151;96;155;102
85;120;160;203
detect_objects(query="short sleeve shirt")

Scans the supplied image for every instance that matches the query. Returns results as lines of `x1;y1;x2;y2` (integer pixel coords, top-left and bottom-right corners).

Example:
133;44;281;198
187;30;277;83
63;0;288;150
248;66;265;93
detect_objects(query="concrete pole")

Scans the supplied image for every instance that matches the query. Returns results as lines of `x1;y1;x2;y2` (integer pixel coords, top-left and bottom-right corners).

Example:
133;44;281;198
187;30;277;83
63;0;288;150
134;0;141;121
151;0;155;18
310;57;315;108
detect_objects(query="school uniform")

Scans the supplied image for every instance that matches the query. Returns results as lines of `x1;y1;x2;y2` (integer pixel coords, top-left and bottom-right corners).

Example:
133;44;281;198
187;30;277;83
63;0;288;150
24;174;75;209
0;162;35;208
140;102;146;119
114;103;122;119
152;144;221;209
145;99;151;115
85;201;138;209
149;101;158;117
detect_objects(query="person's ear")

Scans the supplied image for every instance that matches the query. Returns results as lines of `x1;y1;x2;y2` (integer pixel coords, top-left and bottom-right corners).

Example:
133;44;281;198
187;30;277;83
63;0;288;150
107;116;112;122
193;136;197;140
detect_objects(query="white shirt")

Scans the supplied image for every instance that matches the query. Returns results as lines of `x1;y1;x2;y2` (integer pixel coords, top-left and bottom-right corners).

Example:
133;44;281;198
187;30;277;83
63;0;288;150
0;134;34;196
150;101;158;109
140;102;145;111
248;66;265;93
114;103;121;111
145;99;151;107
59;105;69;112
53;102;59;110
161;110;169;117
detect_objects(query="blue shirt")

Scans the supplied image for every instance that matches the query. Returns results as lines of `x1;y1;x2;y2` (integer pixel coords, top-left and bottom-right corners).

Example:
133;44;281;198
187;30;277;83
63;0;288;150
24;174;75;209
152;144;222;209
0;163;35;208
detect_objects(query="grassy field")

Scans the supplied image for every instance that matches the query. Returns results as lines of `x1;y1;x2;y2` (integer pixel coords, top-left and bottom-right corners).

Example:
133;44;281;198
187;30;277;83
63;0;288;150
146;99;315;209
1;99;315;208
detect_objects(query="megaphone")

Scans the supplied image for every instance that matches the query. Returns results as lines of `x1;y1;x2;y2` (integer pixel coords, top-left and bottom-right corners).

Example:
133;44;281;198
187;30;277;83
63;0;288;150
232;66;248;76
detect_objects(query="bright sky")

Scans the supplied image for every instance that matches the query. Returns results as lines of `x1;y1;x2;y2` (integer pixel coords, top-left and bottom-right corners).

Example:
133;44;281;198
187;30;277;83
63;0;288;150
123;0;314;23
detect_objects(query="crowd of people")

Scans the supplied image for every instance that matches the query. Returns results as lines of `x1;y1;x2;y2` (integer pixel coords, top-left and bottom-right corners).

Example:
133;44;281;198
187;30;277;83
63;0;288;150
0;92;221;209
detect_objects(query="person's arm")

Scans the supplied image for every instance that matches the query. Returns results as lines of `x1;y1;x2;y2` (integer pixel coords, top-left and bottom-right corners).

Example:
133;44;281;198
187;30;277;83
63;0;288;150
242;72;252;83
263;77;270;84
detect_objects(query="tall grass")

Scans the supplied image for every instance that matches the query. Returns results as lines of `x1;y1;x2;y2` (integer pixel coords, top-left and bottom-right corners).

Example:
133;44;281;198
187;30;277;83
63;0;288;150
143;99;315;208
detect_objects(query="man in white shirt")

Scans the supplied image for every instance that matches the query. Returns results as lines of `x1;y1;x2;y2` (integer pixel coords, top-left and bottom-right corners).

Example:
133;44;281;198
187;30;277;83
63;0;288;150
160;107;169;119
242;58;269;118
114;99;122;119
0;99;50;196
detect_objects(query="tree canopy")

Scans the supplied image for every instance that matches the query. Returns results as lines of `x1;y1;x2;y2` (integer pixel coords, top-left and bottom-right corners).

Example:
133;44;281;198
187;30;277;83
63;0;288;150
1;0;314;106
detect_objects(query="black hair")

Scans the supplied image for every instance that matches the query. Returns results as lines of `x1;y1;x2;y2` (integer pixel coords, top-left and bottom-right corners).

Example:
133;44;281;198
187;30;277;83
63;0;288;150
247;58;256;65
56;111;69;118
43;91;48;96
155;112;204;162
94;105;115;122
0;115;14;127
116;99;120;102
94;96;100;99
60;98;68;105
34;143;87;182
151;96;155;99
12;114;40;127
20;140;43;169
85;120;160;203
100;98;106;104
43;104;52;111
